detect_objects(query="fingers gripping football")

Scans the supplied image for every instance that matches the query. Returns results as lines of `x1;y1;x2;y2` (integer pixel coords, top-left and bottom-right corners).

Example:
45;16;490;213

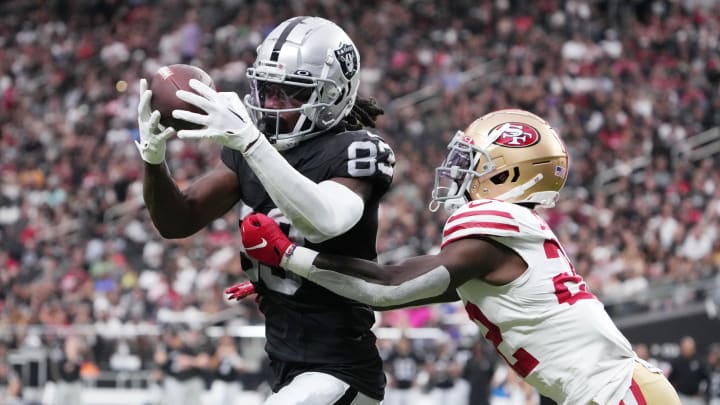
135;78;176;165
172;79;261;152
240;213;294;267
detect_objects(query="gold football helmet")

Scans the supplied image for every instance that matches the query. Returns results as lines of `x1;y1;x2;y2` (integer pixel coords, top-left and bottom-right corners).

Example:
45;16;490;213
430;109;569;213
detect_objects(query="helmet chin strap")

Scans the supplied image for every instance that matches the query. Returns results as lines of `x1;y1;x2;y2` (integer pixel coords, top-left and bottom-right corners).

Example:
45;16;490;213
428;182;467;214
444;182;467;213
443;196;467;214
495;173;544;201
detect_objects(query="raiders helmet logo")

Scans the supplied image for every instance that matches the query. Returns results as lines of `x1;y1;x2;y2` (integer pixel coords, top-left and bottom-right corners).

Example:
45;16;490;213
491;122;541;147
334;43;358;79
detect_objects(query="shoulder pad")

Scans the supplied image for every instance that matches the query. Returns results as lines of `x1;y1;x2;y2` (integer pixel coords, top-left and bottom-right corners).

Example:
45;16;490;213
441;199;548;247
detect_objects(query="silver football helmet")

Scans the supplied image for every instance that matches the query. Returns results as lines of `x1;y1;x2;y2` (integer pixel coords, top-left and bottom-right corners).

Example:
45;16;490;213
244;16;361;150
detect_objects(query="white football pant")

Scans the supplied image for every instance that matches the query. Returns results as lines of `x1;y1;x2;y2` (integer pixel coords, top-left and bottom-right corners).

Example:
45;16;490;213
263;372;381;405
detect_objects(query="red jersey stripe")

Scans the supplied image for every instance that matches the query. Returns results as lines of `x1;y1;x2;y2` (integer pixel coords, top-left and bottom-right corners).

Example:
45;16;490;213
443;221;520;238
467;200;494;208
449;210;515;223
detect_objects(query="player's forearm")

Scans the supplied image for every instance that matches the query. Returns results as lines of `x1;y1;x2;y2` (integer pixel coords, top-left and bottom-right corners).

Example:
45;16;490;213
243;136;364;243
143;162;199;238
282;247;451;308
376;289;461;310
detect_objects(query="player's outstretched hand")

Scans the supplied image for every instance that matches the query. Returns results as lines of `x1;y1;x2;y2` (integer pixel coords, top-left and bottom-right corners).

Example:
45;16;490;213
224;281;256;301
136;78;176;165
172;79;260;153
240;213;295;268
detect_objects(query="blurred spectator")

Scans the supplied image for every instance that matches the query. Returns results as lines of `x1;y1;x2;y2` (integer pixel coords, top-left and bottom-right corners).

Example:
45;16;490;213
707;343;720;405
633;342;671;377
0;340;24;405
462;340;496;405
424;339;468;405
207;335;246;405
47;335;85;405
669;336;709;405
679;223;717;261
383;336;424;405
109;339;142;373
154;326;210;405
489;365;539;405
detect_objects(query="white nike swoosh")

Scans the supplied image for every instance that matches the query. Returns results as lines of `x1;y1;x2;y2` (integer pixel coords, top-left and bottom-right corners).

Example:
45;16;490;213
245;238;268;250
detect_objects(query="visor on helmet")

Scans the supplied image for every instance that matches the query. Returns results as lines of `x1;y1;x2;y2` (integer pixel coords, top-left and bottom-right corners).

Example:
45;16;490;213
430;131;496;212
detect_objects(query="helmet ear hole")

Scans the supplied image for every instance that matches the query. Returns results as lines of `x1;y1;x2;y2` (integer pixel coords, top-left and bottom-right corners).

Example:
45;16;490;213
490;170;510;185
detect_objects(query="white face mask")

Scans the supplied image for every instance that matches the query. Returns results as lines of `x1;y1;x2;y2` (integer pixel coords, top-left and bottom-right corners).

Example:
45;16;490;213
429;182;467;214
442;182;468;214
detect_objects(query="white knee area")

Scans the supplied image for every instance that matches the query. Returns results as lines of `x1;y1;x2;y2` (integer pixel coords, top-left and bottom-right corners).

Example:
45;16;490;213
262;372;350;405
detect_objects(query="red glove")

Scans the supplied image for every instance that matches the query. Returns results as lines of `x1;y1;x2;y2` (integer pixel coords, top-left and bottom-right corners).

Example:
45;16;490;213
224;281;256;301
240;213;295;267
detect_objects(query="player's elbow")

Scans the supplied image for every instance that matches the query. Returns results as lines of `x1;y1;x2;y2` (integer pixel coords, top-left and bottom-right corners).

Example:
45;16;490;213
157;230;173;239
152;222;198;240
299;183;365;242
295;211;362;243
303;226;347;243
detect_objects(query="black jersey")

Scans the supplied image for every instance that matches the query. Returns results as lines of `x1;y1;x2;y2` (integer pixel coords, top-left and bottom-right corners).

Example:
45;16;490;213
386;351;423;389
163;344;207;382
221;129;395;400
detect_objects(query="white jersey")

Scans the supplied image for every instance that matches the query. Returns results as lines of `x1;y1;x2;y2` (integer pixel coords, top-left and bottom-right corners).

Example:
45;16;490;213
442;199;635;405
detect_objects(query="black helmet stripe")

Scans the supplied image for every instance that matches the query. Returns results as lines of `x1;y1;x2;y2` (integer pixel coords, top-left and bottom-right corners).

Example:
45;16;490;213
270;16;309;62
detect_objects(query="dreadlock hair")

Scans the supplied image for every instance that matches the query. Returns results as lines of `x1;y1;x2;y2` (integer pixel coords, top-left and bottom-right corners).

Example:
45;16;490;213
341;97;384;130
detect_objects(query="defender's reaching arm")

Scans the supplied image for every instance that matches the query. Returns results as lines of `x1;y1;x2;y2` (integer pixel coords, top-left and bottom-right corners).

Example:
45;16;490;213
239;213;526;308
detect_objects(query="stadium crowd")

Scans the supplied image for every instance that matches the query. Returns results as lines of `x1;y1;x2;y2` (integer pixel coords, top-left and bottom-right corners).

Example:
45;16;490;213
1;0;720;404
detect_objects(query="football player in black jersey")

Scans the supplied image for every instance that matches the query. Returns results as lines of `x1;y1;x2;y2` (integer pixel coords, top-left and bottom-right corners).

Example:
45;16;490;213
135;16;394;405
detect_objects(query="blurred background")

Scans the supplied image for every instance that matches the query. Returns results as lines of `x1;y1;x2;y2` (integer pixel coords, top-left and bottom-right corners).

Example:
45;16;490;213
0;0;719;404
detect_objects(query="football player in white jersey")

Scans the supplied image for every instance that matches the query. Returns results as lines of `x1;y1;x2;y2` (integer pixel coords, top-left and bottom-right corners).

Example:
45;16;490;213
236;109;681;405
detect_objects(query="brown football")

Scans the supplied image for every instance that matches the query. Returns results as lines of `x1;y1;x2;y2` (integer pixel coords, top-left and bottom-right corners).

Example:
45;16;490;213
150;64;215;130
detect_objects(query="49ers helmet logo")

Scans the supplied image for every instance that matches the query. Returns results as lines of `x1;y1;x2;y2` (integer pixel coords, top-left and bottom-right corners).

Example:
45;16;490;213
491;122;541;147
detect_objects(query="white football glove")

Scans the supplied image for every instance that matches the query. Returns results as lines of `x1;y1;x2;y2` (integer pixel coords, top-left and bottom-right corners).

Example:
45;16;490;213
172;79;261;153
136;78;176;165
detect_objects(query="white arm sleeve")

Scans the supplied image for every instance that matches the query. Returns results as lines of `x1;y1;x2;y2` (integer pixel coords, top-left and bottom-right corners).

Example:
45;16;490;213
281;247;452;307
242;136;364;243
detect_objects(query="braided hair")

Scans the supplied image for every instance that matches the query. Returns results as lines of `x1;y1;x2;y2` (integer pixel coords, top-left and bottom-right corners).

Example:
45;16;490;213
341;97;384;130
